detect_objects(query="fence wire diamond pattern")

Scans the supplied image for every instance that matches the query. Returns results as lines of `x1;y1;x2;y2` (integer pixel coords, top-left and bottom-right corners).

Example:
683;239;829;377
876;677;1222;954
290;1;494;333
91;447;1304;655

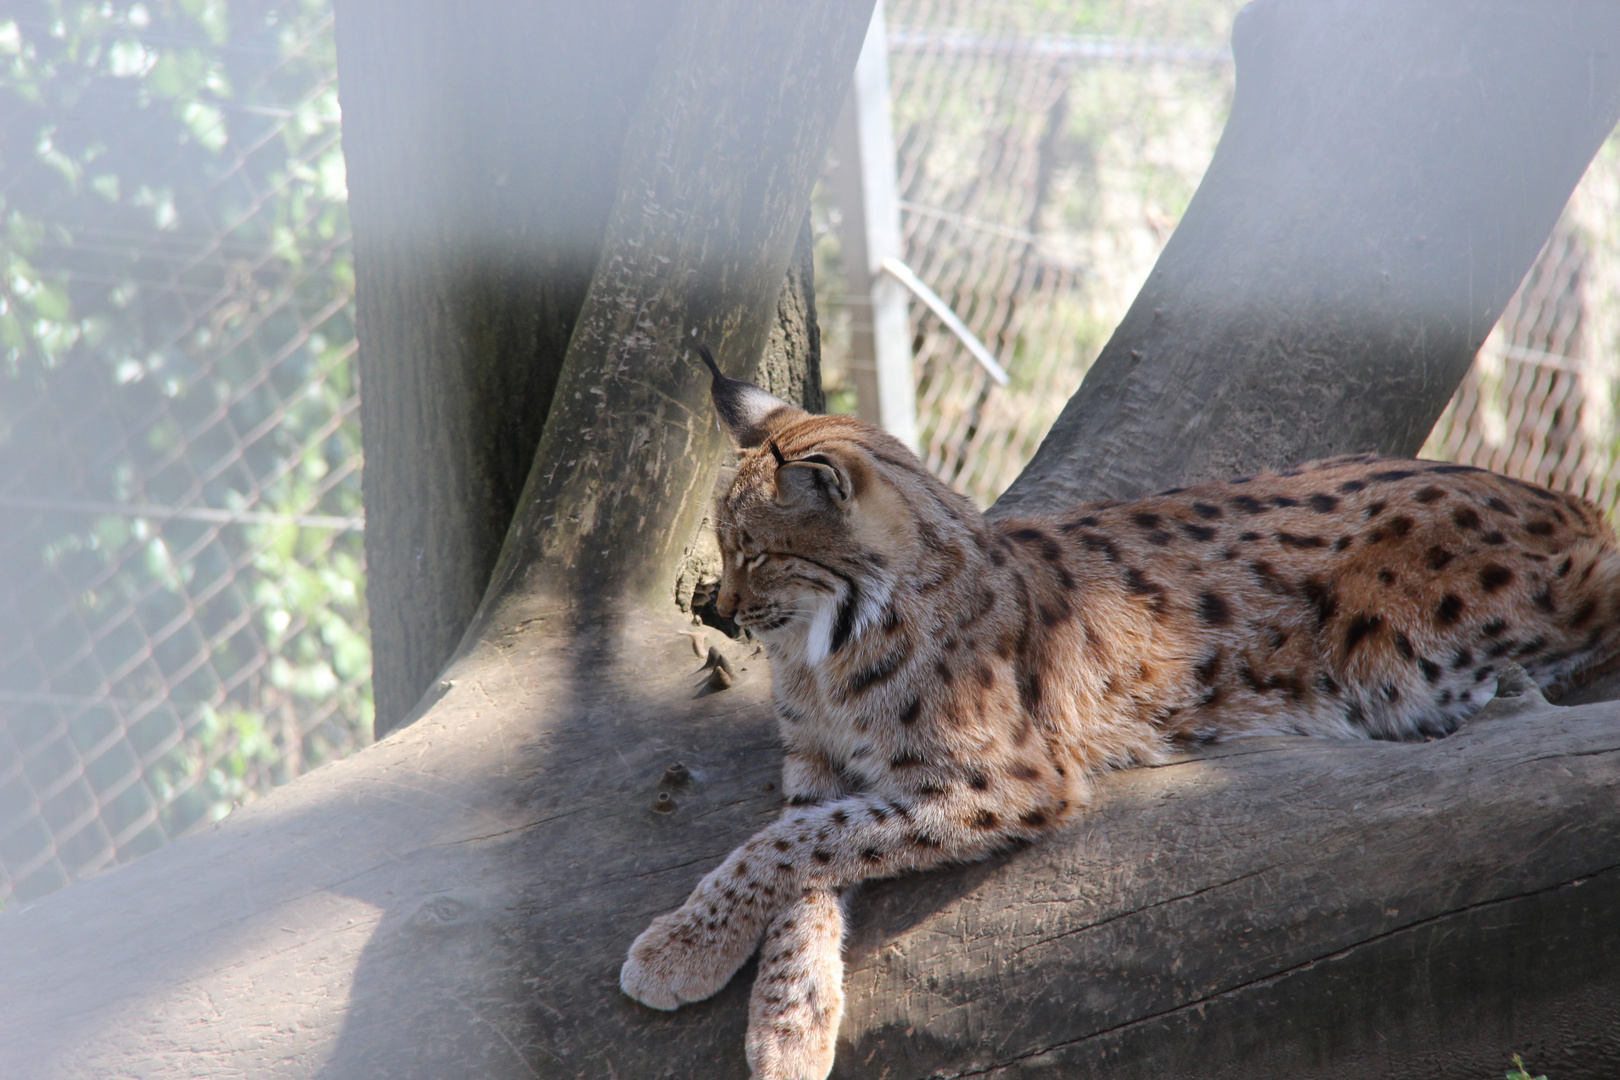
816;0;1620;528
0;1;368;907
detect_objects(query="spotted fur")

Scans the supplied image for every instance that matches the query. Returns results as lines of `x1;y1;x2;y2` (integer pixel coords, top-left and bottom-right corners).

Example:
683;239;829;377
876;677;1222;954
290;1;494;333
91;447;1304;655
620;357;1620;1080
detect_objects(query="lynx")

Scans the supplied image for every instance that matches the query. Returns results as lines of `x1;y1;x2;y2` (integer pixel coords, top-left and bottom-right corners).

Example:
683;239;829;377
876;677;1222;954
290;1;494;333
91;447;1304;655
620;349;1620;1080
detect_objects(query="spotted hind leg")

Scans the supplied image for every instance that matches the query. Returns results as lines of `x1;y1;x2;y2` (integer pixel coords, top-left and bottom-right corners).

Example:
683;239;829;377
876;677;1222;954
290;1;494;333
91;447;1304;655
746;887;847;1080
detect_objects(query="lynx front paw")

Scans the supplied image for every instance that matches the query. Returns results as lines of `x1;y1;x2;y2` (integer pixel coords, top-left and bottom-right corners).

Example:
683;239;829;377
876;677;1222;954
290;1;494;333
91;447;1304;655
745;889;846;1080
619;907;757;1011
745;986;841;1080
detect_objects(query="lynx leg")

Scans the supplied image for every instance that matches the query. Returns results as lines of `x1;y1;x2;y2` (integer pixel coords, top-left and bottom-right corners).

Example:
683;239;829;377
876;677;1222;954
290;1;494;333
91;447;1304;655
621;790;1049;1013
746;887;847;1080
621;832;794;1010
780;748;850;805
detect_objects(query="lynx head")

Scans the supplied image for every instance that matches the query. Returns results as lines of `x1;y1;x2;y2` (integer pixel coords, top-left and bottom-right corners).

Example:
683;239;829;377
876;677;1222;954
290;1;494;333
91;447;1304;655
698;346;928;660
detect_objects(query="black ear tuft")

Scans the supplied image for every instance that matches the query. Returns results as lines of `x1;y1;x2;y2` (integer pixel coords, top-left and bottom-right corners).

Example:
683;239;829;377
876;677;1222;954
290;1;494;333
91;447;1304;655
698;344;797;450
696;344;725;383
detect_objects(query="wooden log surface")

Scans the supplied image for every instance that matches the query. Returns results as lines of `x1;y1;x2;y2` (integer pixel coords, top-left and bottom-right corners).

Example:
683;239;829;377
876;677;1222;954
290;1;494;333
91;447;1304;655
336;0;683;732
1;613;1617;1078
840;688;1620;1079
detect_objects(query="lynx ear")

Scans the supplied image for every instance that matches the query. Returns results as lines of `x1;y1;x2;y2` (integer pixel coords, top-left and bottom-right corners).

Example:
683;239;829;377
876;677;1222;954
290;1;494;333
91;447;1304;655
698;345;798;450
773;450;850;509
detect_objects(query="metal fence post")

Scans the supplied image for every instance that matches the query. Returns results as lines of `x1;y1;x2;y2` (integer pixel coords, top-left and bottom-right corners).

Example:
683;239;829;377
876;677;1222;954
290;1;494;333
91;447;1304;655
829;0;918;449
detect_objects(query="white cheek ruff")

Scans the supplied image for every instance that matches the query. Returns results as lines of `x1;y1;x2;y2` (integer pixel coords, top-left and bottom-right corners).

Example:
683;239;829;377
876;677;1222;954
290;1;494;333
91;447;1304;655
802;575;890;668
804;595;837;667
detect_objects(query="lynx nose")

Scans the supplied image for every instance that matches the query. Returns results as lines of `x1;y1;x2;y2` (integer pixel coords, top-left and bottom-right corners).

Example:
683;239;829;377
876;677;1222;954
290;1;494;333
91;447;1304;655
715;583;740;619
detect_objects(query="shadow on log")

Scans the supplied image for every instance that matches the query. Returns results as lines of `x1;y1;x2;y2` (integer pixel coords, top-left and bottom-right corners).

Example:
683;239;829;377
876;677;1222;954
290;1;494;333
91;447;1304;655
2;1;1620;1079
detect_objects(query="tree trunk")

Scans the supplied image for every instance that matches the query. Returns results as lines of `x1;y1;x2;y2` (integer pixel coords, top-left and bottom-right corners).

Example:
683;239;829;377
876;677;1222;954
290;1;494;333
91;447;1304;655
338;0;683;734
3;2;1620;1080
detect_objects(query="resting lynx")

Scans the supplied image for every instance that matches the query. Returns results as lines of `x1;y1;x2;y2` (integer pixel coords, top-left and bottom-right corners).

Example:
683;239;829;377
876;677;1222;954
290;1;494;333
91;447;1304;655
620;349;1620;1080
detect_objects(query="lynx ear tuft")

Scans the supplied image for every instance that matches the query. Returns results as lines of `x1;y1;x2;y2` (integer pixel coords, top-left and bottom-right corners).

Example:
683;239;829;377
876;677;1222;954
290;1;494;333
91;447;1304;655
699;345;797;450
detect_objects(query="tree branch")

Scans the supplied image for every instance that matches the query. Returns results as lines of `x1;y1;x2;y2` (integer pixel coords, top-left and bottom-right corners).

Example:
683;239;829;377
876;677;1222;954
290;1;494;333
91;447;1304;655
474;0;872;626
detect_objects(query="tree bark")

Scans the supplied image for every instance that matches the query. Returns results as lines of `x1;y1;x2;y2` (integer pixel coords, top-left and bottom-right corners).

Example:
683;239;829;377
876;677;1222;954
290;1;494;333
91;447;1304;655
4;2;1620;1080
338;0;682;734
466;3;863;639
758;215;826;417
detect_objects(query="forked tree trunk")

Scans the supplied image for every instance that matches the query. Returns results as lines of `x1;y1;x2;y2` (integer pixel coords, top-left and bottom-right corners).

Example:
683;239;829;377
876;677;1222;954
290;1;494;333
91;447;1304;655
339;0;687;735
3;2;1620;1079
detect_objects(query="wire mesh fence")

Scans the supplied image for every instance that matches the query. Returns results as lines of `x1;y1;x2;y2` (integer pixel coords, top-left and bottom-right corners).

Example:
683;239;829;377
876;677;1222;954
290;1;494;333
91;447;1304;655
815;0;1620;520
815;0;1243;507
0;1;367;907
1425;143;1620;515
4;0;1620;911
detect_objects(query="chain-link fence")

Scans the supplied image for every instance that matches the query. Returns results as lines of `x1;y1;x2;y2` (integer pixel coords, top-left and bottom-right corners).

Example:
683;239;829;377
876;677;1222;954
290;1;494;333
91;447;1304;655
1425;144;1620;516
0;1;367;907
816;0;1620;520
815;0;1244;506
5;0;1620;911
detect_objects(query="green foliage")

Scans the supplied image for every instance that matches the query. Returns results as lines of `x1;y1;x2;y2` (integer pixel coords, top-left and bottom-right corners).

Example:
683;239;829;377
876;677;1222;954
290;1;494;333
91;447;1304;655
0;0;367;896
1506;1055;1548;1080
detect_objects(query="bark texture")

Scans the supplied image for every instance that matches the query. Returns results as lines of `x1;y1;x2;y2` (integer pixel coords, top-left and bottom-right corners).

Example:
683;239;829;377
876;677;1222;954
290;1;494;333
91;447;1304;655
471;0;867;631
2;3;1620;1080
338;0;680;734
758;215;827;416
993;0;1620;517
